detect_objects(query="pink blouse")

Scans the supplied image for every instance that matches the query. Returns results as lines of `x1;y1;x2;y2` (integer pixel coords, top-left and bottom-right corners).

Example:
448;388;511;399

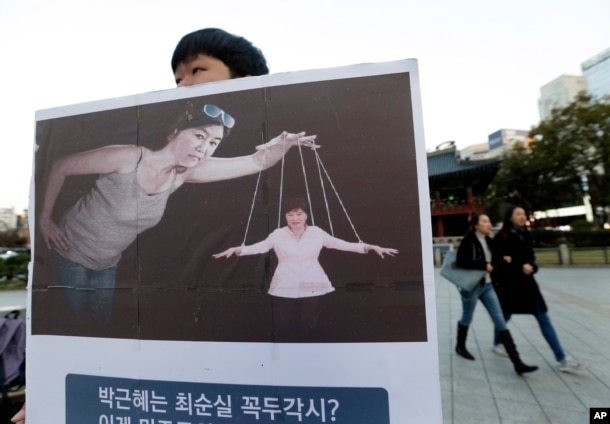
240;226;366;298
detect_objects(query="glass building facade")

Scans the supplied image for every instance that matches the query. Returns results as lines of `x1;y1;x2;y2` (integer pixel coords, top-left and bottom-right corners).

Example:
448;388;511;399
582;47;610;98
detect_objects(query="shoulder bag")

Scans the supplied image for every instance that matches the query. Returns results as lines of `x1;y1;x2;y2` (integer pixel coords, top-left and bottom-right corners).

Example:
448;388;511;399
440;250;485;291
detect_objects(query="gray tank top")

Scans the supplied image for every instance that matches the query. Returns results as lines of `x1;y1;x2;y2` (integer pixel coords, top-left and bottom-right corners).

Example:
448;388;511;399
59;157;176;270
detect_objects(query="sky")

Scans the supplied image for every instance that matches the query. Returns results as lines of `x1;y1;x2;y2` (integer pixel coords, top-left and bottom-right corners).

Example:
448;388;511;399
1;0;609;212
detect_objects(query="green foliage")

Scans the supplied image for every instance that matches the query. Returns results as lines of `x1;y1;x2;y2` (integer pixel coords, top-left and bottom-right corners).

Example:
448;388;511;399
529;93;610;222
570;219;595;231
0;253;30;281
487;94;610;227
0;279;26;290
0;230;27;247
569;230;610;247
529;228;566;247
530;229;610;247
487;143;574;214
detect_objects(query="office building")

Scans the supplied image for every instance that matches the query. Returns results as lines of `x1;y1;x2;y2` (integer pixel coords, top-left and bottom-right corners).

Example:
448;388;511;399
0;207;17;232
581;47;610;98
538;75;587;121
486;128;530;158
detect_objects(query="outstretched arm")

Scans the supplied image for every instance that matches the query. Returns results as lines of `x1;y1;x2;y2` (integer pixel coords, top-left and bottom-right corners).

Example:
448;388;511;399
213;235;274;259
40;145;140;251
363;244;399;258
185;132;318;183
212;246;243;258
322;231;398;258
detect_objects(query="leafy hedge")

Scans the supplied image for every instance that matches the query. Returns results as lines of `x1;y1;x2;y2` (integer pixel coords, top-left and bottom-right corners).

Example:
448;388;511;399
530;229;610;247
0;253;30;281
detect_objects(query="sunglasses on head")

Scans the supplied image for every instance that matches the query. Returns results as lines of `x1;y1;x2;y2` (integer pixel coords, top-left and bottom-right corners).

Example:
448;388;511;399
203;104;235;129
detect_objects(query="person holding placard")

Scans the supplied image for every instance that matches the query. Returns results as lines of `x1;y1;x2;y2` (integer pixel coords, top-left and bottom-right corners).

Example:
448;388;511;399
12;28;276;424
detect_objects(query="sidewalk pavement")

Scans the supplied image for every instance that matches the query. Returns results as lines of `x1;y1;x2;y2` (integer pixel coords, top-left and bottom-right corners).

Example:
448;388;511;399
435;266;610;424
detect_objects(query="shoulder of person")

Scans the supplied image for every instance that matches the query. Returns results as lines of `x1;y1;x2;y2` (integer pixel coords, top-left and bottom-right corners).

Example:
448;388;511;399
460;231;477;243
101;144;141;154
308;226;326;235
66;144;142;174
464;230;477;239
100;144;142;164
272;227;286;236
116;145;146;172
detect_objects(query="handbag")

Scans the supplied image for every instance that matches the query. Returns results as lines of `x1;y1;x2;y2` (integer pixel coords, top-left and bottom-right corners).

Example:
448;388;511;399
440;250;485;291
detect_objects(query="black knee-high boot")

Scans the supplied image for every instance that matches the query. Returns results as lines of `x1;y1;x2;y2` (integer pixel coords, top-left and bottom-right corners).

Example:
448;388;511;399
455;323;475;360
499;330;538;375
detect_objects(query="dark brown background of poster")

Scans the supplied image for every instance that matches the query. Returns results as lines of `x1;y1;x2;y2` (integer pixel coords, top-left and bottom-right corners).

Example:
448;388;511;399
32;73;427;343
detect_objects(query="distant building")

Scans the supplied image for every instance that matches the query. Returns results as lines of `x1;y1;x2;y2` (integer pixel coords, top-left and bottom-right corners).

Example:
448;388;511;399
581;47;610;98
428;143;501;237
0;207;17;232
487;128;530;156
459;142;489;160
488;129;530;150
0;208;29;245
450;129;530;164
16;210;30;245
538;74;587;121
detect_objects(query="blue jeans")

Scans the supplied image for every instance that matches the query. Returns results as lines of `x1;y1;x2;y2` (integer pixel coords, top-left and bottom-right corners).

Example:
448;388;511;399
53;252;117;322
494;305;566;362
459;282;507;332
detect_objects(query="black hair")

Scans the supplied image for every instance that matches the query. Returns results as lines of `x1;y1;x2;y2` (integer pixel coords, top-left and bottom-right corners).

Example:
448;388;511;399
283;198;309;215
501;205;526;231
174;102;233;137
154;102;234;151
171;28;269;78
469;213;487;231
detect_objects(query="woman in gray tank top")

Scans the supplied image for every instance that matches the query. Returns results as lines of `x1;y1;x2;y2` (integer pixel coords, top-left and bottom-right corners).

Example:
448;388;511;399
39;103;318;322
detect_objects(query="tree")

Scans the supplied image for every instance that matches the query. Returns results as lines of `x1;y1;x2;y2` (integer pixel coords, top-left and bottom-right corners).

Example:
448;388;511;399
486;143;576;222
0;253;30;281
529;93;610;227
488;94;610;226
0;229;27;247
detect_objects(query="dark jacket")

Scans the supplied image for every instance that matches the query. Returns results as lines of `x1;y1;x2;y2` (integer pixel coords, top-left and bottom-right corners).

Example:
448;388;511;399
492;226;547;315
456;231;492;273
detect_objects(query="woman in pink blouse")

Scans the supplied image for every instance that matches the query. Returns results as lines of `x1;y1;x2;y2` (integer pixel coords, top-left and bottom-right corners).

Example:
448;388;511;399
213;198;398;298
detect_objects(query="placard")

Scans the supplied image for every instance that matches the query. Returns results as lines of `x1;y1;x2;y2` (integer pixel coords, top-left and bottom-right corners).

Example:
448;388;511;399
28;60;441;422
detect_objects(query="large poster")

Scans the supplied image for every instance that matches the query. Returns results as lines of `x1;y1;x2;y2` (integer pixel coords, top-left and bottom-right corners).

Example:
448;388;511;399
28;60;441;422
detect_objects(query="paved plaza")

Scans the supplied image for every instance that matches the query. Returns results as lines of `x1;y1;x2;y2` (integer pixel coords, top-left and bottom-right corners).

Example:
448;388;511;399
436;266;610;424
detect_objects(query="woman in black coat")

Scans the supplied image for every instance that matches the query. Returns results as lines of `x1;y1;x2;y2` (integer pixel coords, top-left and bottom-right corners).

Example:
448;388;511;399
454;213;537;374
492;206;587;372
